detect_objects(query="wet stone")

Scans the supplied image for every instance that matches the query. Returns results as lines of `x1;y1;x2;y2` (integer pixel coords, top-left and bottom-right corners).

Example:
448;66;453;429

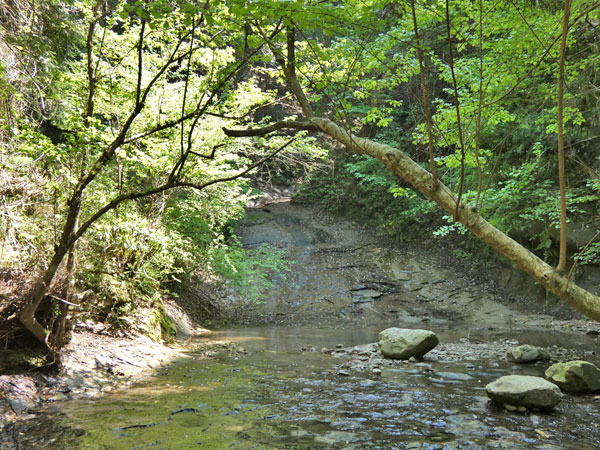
315;430;359;445
486;375;563;411
436;372;474;381
378;328;439;360
545;360;600;393
0;376;39;416
506;344;549;363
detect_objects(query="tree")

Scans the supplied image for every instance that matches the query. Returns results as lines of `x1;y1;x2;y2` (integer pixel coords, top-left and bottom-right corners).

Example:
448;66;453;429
224;0;600;320
13;0;295;349
556;0;572;273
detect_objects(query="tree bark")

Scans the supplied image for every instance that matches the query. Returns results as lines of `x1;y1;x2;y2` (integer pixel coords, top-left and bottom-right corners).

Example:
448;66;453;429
19;196;81;345
410;0;438;190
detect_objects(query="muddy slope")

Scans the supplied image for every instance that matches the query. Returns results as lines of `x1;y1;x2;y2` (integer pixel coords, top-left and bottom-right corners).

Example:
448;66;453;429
227;201;595;334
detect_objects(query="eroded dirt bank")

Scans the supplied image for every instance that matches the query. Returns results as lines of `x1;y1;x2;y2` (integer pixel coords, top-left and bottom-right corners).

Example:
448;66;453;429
227;201;599;335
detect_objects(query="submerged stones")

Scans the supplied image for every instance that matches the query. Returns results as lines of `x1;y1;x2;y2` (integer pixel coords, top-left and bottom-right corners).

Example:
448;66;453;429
545;360;600;393
485;375;563;411
506;344;549;363
378;328;439;360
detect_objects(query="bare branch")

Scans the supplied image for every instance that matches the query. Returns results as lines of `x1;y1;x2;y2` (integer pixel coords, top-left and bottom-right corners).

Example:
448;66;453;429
135;18;146;108
179;138;296;191
189;143;226;160
223;121;318;137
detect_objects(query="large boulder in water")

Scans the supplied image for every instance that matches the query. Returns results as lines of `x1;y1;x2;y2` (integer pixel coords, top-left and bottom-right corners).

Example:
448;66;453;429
506;344;549;363
485;375;563;411
378;328;438;360
545;360;600;393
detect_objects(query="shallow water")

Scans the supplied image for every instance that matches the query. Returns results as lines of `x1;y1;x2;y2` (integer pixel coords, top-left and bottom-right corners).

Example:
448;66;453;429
15;204;600;449
33;326;600;449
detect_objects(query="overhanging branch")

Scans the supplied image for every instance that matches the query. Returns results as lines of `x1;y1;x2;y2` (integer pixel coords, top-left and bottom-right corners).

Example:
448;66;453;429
223;121;318;137
309;116;600;321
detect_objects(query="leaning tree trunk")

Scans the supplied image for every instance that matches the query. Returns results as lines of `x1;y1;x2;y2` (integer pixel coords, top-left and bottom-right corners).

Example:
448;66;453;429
310;117;600;320
226;23;600;322
19;195;81;346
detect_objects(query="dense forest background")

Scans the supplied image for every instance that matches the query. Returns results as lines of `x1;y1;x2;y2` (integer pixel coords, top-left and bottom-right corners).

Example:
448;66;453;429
2;0;600;352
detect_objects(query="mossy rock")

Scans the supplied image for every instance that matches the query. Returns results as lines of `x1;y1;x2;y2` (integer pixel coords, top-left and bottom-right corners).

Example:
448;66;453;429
158;306;177;340
545;360;600;393
142;304;177;342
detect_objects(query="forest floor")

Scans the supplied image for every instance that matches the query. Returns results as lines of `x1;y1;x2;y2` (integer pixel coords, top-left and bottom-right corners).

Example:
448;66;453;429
2;200;600;445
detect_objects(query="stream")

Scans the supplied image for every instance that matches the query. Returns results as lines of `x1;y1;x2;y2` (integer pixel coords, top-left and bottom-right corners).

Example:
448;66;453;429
20;326;600;449
11;202;600;449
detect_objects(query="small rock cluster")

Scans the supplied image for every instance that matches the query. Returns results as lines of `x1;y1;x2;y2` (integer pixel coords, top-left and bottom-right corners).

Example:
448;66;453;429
328;327;600;413
484;345;600;411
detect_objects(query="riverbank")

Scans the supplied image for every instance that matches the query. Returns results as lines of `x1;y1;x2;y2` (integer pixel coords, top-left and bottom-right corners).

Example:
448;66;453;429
225;201;600;331
1;298;231;448
2;201;600;448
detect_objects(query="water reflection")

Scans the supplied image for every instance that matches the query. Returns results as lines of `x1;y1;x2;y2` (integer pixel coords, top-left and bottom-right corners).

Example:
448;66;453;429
37;326;600;449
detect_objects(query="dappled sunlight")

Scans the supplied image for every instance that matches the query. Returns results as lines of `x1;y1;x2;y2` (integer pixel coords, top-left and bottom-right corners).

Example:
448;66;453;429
102;382;218;401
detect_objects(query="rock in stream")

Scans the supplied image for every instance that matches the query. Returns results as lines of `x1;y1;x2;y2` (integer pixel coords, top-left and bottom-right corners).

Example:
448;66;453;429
485;375;563;411
545;360;600;393
378;328;439;360
506;344;549;363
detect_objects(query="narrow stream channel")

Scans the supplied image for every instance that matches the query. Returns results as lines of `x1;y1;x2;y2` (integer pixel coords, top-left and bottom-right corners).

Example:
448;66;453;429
30;325;600;449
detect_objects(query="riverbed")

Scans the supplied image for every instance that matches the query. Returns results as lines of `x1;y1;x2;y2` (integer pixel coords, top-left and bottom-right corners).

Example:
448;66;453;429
17;325;600;449
5;202;600;449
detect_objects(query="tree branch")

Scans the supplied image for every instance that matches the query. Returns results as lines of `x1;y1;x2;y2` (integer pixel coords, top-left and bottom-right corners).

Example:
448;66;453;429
556;0;572;273
445;0;467;219
223;121;318;137
73;138;295;246
257;24;314;118
135;18;146;108
411;0;438;191
177;137;296;191
310;116;600;320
